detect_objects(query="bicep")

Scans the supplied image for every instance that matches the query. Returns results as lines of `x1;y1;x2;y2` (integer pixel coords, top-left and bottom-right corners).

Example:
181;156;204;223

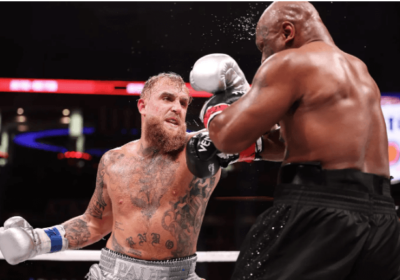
209;62;297;153
85;155;113;231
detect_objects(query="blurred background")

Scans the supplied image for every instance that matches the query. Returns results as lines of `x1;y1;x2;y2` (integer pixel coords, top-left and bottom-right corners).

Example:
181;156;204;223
0;2;400;280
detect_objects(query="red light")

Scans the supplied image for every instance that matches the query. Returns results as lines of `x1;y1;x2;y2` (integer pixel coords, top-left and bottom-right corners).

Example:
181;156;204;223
0;78;213;98
10;79;58;92
57;153;65;159
0;152;9;159
389;142;400;166
60;151;92;161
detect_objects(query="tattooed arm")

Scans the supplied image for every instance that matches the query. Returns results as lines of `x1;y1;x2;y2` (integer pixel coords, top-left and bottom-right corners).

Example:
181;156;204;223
62;152;113;249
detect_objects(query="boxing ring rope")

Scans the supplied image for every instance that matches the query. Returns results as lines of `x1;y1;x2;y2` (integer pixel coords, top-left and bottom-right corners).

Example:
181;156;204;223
0;251;239;263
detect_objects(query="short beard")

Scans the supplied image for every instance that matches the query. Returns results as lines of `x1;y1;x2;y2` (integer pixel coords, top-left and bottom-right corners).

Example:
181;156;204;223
144;116;187;154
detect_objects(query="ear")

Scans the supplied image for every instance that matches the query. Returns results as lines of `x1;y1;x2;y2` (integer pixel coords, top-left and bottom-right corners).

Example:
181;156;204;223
138;98;146;115
282;21;295;44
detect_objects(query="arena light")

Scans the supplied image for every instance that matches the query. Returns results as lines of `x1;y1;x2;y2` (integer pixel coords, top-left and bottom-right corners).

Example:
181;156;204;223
381;95;400;184
60;116;70;124
0;78;212;97
16;115;26;123
0;151;8;159
58;151;92;161
14;127;95;153
62;109;70;116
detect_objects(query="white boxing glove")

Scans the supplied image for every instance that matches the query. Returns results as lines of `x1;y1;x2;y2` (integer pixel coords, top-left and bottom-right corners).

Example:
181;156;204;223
190;53;250;95
190;54;250;128
0;216;68;265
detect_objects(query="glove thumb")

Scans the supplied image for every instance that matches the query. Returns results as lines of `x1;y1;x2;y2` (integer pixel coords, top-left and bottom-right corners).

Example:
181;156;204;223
4;216;33;231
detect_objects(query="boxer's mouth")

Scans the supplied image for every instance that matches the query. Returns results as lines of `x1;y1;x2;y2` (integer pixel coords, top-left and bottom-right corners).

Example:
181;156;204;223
165;117;180;126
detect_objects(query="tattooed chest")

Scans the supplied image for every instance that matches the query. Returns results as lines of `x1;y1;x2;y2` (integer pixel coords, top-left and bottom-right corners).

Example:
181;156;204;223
110;155;180;219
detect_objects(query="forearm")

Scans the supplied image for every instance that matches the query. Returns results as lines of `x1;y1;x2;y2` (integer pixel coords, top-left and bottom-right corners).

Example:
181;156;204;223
62;213;111;249
259;127;285;162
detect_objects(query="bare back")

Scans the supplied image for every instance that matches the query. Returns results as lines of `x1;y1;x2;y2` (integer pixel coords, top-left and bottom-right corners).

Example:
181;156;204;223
101;136;220;260
281;42;389;177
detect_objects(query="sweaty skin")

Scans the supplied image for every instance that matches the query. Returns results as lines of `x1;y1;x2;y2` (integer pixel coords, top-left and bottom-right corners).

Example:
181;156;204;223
208;1;389;178
62;79;221;260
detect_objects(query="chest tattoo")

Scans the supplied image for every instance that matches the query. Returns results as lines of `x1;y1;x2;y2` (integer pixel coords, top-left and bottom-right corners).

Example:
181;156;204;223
111;147;180;219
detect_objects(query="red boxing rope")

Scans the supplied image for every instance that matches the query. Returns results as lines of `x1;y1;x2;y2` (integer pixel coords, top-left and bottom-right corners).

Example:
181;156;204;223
0;78;212;98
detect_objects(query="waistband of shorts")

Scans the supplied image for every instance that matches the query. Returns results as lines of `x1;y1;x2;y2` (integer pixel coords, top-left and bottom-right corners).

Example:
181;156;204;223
275;163;395;215
99;248;197;277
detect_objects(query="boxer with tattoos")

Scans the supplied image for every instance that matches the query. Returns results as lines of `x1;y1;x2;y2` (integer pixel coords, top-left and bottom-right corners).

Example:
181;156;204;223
0;73;223;280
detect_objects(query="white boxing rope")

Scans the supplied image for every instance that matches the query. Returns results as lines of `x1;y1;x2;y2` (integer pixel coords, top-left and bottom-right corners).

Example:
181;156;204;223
0;250;240;263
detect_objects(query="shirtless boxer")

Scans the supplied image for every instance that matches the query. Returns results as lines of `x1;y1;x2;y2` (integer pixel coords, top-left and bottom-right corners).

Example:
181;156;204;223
191;2;400;280
0;73;226;280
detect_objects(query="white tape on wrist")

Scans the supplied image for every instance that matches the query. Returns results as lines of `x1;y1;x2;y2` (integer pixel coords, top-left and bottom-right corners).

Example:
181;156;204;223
37;225;68;254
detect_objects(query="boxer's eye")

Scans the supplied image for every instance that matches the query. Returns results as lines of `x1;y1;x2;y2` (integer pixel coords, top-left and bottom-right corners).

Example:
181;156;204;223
180;101;188;108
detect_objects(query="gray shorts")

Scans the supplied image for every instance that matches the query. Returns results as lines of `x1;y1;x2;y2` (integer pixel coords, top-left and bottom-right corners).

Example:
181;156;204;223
85;248;203;280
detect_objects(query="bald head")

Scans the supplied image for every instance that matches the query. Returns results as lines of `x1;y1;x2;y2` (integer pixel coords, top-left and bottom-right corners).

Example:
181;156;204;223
258;1;320;29
255;1;334;63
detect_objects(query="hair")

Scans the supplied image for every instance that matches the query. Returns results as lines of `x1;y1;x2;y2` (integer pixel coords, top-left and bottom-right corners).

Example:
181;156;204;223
140;72;192;103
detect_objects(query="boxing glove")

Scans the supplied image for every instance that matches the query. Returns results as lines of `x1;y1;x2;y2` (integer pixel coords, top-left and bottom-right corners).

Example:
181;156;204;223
216;137;264;167
190;53;250;129
186;131;220;178
0;216;68;265
186;132;264;178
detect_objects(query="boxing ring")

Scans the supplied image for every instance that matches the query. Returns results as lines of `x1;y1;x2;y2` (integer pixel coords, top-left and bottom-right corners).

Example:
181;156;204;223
0;251;239;263
0;78;399;271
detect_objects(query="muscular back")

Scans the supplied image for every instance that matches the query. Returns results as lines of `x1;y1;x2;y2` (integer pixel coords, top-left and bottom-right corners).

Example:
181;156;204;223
281;42;389;177
97;137;220;260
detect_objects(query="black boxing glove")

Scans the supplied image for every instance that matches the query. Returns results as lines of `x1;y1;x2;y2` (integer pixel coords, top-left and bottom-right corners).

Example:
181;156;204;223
190;53;250;129
186;132;264;178
186;132;220;178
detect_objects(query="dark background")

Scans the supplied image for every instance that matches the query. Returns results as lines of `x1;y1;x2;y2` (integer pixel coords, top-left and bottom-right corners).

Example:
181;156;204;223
0;2;399;280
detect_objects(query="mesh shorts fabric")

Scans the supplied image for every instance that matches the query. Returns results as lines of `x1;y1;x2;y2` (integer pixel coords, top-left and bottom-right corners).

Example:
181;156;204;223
232;165;400;280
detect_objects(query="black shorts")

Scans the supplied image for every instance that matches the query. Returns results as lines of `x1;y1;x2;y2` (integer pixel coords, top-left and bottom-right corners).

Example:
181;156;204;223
231;163;400;280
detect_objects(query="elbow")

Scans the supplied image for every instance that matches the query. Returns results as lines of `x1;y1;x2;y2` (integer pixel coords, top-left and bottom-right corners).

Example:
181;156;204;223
83;213;112;237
